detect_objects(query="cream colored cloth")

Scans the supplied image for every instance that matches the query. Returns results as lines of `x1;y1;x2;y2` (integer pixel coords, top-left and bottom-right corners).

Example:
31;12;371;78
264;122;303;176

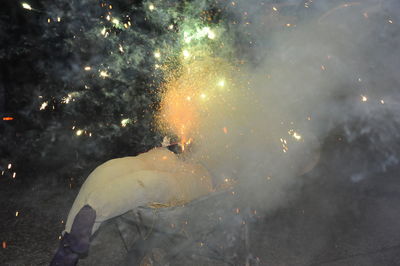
64;148;212;234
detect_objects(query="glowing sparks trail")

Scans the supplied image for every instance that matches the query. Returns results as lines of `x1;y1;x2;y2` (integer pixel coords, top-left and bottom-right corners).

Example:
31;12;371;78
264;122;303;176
21;2;32;10
40;101;48;110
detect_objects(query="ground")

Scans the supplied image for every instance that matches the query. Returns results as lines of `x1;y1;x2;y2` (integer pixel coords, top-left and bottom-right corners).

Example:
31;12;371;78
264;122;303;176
1;154;400;266
0;179;77;266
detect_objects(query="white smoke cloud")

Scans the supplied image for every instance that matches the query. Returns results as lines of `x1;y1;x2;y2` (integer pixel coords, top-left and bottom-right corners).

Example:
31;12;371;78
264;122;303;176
185;0;400;211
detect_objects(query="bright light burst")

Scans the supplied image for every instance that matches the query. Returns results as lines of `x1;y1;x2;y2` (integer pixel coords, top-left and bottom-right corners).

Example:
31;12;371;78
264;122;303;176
156;54;237;148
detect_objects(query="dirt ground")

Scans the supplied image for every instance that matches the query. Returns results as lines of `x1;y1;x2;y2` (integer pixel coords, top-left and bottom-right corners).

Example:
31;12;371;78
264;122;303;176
2;161;400;266
0;179;77;266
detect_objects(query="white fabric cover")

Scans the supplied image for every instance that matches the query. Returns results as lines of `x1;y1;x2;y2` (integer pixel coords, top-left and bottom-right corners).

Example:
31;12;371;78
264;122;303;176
64;148;212;234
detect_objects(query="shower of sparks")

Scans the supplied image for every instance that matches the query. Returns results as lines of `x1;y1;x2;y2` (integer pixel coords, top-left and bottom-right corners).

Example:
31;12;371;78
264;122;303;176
156;52;238;149
153;11;245;151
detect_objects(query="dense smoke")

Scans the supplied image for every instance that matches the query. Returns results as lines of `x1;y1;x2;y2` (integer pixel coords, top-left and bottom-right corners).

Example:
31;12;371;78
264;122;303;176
173;0;400;212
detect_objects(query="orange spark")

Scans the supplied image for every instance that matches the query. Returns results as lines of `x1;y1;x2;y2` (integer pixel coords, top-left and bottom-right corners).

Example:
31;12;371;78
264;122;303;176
156;56;234;148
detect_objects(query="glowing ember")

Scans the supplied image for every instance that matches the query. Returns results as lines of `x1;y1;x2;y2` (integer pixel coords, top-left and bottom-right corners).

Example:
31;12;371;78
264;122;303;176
99;71;109;78
21;2;32;10
121;118;130;127
154;51;161;59
361;95;368;102
40;101;48;110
